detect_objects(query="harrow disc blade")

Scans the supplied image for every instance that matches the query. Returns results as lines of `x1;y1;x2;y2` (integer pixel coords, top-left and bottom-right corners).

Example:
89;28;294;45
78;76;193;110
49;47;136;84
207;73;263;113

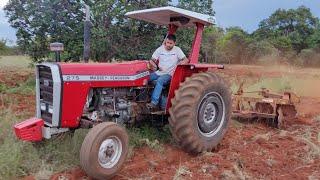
276;105;297;128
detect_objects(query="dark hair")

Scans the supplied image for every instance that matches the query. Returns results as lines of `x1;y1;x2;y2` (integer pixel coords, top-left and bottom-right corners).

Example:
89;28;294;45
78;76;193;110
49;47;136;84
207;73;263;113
166;34;176;42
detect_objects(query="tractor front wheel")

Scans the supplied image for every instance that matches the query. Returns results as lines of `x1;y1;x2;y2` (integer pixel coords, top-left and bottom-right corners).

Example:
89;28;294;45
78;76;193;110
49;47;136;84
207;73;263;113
169;72;231;153
80;122;129;180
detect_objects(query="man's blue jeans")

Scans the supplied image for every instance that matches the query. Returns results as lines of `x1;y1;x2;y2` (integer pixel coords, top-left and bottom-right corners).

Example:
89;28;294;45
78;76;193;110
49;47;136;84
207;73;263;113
149;72;171;107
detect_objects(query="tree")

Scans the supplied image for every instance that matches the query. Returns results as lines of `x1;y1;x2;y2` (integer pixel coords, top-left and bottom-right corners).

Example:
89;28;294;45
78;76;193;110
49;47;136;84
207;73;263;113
254;6;320;53
86;0;170;61
0;40;6;55
246;40;279;62
307;28;320;49
217;27;250;64
5;0;86;62
178;0;214;16
175;0;215;62
202;26;224;63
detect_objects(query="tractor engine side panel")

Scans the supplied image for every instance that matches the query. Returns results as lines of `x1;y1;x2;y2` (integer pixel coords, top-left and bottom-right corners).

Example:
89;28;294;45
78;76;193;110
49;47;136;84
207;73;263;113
60;79;149;128
59;61;150;128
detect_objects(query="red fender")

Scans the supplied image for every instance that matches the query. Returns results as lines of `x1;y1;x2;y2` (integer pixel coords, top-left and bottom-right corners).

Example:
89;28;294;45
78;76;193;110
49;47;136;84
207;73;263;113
165;64;224;112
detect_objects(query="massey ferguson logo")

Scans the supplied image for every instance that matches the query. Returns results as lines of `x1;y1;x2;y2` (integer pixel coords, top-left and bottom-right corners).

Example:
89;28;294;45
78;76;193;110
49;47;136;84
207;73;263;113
89;76;131;81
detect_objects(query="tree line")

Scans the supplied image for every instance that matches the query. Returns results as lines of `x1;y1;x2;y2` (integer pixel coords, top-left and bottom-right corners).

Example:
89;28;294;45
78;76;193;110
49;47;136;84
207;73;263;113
0;39;22;56
202;6;320;67
4;1;320;67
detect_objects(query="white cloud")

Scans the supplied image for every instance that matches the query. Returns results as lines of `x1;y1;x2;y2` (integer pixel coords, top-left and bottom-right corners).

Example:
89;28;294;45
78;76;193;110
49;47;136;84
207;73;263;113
0;0;8;8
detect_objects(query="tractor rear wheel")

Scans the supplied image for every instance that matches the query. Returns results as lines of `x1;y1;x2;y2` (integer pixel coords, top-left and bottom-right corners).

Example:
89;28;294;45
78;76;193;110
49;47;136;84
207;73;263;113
169;72;231;153
80;122;129;180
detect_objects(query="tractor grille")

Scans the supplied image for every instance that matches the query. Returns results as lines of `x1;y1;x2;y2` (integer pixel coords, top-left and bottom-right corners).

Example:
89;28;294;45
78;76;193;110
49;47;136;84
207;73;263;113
38;65;53;124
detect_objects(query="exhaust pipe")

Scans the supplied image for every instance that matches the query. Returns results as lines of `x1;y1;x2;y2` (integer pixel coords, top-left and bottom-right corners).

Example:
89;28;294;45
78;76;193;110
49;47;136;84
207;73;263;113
83;4;92;63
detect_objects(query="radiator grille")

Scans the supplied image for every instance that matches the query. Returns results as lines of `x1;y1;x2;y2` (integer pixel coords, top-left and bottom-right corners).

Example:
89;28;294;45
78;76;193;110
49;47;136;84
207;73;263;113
38;65;53;124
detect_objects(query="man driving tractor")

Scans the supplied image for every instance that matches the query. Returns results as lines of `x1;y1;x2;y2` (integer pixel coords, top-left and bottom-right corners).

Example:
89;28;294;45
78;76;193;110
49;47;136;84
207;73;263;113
147;34;189;109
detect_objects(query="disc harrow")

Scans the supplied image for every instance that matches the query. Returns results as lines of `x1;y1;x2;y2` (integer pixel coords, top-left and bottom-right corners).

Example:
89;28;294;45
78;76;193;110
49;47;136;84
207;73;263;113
232;83;300;128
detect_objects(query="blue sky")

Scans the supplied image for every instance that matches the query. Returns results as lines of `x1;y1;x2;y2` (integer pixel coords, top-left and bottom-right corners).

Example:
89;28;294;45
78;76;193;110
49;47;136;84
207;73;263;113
0;0;320;46
214;0;320;32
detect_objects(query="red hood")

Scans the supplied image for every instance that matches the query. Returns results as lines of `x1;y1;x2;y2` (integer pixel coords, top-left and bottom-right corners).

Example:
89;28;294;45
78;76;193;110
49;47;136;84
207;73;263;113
59;60;149;75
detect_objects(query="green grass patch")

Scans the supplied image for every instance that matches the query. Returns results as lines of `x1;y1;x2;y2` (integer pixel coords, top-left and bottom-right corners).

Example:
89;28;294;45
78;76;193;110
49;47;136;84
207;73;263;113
127;123;172;149
5;76;36;95
0;105;88;179
0;83;8;93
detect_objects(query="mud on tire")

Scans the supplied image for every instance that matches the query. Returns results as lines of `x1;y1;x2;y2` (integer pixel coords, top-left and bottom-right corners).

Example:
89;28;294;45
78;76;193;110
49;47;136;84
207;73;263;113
80;122;129;180
169;72;231;153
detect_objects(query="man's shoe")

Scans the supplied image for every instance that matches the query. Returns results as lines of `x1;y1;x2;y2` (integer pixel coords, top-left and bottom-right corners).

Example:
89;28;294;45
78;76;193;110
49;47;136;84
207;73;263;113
147;102;158;110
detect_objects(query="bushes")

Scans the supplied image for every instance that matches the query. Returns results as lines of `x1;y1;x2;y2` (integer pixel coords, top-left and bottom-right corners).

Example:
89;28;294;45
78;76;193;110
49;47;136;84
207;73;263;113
296;48;320;67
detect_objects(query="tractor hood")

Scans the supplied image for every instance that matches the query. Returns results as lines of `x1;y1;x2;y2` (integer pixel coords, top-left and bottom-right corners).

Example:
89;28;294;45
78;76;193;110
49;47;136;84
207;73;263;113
58;60;149;80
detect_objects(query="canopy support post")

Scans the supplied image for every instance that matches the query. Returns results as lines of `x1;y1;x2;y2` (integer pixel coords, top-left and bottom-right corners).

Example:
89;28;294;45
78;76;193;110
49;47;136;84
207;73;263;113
189;23;204;64
168;24;178;35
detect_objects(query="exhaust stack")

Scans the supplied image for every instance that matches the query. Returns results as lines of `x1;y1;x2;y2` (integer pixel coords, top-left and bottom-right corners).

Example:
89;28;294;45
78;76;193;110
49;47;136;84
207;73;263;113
83;4;92;63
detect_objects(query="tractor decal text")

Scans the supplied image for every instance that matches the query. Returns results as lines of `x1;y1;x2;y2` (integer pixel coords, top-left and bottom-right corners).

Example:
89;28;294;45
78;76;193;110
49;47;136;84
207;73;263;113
62;71;150;82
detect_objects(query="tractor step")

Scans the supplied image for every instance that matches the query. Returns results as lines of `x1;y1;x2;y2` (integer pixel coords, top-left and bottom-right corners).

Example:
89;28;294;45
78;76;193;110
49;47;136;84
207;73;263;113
151;110;165;115
14;117;44;142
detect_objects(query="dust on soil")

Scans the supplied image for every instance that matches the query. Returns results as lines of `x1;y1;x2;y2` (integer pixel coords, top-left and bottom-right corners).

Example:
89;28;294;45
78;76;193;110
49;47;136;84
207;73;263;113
13;65;320;179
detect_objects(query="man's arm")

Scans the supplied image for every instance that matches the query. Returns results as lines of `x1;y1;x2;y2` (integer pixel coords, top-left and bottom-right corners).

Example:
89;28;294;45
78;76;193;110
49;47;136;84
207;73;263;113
176;47;189;65
148;47;161;71
178;57;189;65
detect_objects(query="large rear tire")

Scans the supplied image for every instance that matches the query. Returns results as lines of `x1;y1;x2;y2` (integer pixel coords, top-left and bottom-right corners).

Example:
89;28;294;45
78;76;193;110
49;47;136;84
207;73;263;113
80;122;129;180
169;72;231;153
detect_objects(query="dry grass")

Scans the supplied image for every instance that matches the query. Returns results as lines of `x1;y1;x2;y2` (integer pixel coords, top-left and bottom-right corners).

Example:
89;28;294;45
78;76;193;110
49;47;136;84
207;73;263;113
173;165;191;180
0;104;89;179
0;56;31;69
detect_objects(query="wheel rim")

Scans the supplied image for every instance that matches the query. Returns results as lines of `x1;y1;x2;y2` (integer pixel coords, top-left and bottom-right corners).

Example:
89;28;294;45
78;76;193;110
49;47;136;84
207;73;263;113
98;136;122;169
197;92;225;138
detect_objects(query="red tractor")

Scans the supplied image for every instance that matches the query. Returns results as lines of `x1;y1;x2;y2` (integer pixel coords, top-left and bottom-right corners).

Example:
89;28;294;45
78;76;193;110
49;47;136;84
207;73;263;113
14;6;231;179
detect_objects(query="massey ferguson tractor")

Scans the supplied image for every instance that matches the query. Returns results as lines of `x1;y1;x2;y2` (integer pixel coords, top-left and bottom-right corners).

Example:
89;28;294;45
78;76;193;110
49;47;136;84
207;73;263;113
14;6;231;179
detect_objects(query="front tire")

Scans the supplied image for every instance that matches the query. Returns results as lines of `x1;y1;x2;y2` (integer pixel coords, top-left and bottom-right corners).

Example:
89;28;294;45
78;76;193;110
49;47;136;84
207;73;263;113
169;72;231;153
80;122;129;180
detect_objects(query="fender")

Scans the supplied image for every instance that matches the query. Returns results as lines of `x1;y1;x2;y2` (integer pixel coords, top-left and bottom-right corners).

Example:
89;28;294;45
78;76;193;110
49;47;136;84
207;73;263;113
165;63;224;112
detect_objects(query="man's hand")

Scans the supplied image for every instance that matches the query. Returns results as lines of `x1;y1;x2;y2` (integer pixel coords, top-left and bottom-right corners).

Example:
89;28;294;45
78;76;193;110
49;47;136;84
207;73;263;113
147;59;158;71
178;57;189;65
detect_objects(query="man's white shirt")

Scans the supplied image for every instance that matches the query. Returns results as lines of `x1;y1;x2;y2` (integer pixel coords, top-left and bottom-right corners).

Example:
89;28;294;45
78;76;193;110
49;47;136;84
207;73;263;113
152;45;186;76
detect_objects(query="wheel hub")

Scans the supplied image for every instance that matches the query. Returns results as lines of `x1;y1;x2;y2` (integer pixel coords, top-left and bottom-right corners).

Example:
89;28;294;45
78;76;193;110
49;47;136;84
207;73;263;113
98;136;122;169
197;92;225;137
203;103;217;124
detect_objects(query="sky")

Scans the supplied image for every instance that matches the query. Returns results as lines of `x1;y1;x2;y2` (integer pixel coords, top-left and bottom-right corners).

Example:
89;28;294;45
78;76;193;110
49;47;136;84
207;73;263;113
214;0;320;32
0;0;320;46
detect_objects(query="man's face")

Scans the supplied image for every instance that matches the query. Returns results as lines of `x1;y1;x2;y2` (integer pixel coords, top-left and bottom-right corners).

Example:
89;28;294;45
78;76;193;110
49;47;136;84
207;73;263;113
164;39;175;51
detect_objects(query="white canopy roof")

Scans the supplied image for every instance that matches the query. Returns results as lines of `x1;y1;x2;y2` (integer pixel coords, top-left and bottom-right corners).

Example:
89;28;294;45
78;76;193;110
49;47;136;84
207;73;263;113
125;6;215;27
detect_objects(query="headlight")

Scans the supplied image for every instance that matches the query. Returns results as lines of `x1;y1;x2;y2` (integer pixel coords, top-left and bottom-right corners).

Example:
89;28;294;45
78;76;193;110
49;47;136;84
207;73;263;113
48;105;53;114
40;103;46;111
